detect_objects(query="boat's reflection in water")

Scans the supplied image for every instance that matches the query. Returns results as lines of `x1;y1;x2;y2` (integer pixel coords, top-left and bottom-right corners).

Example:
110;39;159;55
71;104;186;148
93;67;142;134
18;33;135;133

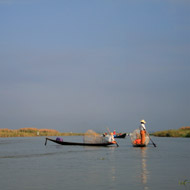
111;167;116;182
140;147;149;190
83;145;117;188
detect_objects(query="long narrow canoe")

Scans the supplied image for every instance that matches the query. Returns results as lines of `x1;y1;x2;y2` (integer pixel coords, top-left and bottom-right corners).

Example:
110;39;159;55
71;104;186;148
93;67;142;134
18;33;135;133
114;133;126;138
45;138;116;147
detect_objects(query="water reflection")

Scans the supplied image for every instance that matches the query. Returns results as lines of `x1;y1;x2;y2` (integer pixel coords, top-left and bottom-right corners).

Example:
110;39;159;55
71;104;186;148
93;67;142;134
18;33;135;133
140;147;149;190
111;167;116;182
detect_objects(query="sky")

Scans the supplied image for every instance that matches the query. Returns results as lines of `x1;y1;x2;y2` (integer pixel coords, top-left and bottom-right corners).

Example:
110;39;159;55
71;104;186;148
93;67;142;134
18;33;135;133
0;0;190;133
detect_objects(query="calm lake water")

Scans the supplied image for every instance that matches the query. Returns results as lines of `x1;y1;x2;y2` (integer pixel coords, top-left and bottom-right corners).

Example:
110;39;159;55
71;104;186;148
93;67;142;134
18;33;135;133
0;136;190;190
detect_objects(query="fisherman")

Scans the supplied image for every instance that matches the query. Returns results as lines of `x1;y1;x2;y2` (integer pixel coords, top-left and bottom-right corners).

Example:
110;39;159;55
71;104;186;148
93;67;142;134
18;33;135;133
108;132;115;143
113;130;116;135
139;120;146;145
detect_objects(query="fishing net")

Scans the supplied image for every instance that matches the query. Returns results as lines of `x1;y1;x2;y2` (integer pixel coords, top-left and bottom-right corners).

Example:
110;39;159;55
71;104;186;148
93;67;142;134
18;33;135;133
130;129;149;145
83;130;108;144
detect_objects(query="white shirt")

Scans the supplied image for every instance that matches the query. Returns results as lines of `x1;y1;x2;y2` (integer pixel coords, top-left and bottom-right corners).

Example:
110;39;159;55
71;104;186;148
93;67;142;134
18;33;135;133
139;123;146;131
106;135;115;142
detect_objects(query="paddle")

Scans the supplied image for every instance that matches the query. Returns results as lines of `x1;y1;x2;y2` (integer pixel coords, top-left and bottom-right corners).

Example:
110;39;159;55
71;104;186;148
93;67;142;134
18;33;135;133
107;128;119;147
45;138;48;146
146;132;156;147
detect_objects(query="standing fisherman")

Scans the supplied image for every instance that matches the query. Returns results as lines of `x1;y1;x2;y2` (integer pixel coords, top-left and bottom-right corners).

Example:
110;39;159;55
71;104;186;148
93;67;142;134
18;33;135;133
139;120;146;145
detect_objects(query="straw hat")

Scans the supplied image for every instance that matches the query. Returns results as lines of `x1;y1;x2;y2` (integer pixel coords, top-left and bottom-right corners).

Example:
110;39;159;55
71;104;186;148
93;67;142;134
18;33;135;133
140;119;146;124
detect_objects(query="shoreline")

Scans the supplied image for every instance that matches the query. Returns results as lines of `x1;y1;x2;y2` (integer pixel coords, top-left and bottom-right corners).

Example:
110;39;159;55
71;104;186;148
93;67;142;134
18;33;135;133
152;126;190;138
0;128;84;138
1;127;190;138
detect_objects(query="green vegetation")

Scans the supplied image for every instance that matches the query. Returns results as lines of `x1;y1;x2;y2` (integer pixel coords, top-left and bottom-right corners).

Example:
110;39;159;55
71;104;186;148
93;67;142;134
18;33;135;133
0;128;84;138
179;179;190;185
152;126;190;138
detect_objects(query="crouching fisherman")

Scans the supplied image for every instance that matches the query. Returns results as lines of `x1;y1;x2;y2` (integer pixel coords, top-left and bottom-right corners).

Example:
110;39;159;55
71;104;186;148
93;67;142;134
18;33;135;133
107;132;118;146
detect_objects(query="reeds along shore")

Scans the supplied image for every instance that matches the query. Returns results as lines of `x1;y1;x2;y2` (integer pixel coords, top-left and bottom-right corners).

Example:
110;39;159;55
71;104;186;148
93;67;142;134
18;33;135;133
152;126;190;137
0;128;84;137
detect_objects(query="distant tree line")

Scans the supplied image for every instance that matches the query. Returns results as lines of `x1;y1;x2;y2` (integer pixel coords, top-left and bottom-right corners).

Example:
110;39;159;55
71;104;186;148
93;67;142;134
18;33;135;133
0;128;84;137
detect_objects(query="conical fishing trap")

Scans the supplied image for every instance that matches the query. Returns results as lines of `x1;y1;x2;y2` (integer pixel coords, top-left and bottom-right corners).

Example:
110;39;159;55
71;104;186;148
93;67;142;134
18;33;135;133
83;130;108;144
130;129;149;146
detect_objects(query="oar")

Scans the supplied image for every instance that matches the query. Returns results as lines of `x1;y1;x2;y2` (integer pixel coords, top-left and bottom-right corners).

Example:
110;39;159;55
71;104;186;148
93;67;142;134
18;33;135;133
146;132;156;147
45;138;47;146
107;127;119;147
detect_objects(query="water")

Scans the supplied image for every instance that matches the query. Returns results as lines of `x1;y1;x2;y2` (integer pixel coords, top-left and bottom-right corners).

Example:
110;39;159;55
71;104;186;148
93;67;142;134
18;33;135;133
0;136;190;190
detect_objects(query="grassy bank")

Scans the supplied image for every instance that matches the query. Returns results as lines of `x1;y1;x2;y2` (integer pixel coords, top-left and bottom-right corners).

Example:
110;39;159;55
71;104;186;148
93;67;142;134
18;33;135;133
0;128;84;138
152;126;190;137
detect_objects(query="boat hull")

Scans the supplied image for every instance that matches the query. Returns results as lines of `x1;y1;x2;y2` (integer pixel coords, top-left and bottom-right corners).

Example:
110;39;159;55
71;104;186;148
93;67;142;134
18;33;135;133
132;144;147;147
114;133;126;138
45;138;115;146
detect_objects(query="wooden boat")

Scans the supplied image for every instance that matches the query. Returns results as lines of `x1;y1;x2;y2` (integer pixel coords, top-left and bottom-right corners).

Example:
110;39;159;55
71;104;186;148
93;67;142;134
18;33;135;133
45;137;117;147
114;133;126;138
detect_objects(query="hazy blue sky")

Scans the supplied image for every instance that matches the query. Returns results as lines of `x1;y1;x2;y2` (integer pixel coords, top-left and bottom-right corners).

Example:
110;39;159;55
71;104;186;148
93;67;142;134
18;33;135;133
0;0;190;133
